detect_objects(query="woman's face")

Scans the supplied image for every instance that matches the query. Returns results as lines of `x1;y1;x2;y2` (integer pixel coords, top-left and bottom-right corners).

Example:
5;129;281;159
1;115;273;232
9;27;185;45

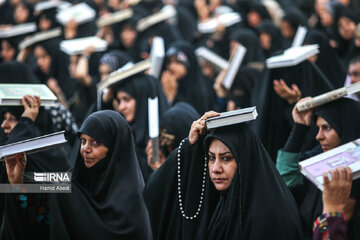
247;11;262;28
80;133;109;168
99;63;111;81
167;57;187;80
34;45;51;74
1;112;18;138
208;139;237;191
39;15;52;31
338;17;356;40
115;91;136;123
14;3;29;23
259;32;271;50
315;116;341;152
121;24;137;48
280;20;294;39
1;40;15;62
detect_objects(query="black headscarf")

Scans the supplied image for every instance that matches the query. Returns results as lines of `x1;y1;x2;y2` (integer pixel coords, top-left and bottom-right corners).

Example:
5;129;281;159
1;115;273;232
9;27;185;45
281;8;308;40
144;123;303;239
48;110;152;239
34;39;76;100
165;41;214;114
256;19;287;58
304;29;347;88
159;102;200;156
298;98;360;240
116;74;169;178
228;28;265;65
253;61;334;161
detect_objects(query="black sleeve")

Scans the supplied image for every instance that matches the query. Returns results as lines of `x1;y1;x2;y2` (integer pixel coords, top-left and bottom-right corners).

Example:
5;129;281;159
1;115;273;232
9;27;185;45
6;117;41;144
283;123;311;153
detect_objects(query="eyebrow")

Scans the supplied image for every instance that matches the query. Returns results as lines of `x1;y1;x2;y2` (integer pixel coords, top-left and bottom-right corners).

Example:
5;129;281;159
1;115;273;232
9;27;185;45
208;151;233;156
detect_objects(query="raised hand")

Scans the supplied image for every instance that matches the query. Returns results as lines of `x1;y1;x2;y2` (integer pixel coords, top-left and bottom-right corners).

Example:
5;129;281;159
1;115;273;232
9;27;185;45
273;79;302;104
188;111;219;145
292;97;314;126
21;95;41;122
322;167;352;214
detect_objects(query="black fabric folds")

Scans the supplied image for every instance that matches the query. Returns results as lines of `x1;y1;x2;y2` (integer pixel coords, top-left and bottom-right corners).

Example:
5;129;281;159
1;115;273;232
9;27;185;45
144;123;303;240
48;110;152;239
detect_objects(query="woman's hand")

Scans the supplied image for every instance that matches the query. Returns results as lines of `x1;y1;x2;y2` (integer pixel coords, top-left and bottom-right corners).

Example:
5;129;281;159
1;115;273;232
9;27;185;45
21;95;41;122
291;97;314;126
146;140;166;171
322;167;352;214
188;111;219;145
161;70;178;103
273;79;302;104
5;153;27;184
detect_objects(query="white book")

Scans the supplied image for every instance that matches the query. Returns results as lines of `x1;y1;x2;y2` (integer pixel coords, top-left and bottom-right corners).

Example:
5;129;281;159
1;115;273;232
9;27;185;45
34;0;70;12
0;0;5;5
97;59;151;92
148;97;160;163
0;23;37;38
300;138;360;191
149;36;165;79
198;12;241;34
0;131;67;160
205;106;258;129
0;84;57;106
60;36;107;55
296;82;360;112
97;9;133;28
56;2;96;25
136;5;176;32
19;28;62;50
222;44;246;90
266;44;319;69
195;47;228;73
292;26;307;47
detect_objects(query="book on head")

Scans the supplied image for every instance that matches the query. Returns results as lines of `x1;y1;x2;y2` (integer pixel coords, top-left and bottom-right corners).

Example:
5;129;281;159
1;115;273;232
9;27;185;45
0;131;67;160
149;36;165;79
60;36;107;55
195;47;228;73
148;97;160;163
266;44;319;69
56;2;96;25
300;138;360;191
296;82;360;112
0;84;57;106
198;12;241;34
136;5;176;32
96;9;133;28
97;59;151;92
205;106;258;129
222;44;246;90
19;28;62;49
0;23;37;38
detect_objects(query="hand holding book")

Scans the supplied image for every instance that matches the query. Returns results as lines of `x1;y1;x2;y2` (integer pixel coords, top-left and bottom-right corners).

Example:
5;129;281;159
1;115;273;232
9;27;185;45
21;95;41;122
322;167;352;215
188;111;220;145
292;97;314;126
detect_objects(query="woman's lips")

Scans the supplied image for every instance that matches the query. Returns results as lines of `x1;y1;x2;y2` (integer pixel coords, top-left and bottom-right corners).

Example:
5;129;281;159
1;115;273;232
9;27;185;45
213;178;226;183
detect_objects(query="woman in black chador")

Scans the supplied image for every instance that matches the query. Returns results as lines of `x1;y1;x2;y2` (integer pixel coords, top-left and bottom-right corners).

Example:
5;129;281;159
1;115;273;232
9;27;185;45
48;110;152;239
144;111;303;240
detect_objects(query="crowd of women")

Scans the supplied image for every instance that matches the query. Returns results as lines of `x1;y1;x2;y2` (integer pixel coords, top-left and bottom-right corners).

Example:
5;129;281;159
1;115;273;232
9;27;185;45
0;0;360;239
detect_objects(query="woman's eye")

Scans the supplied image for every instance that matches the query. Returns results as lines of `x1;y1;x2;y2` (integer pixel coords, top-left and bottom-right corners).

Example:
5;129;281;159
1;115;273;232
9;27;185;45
208;155;215;161
222;156;233;162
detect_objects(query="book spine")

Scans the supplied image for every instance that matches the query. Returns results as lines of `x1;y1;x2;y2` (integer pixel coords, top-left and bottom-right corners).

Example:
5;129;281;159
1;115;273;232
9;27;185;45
296;88;347;112
151;137;160;164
